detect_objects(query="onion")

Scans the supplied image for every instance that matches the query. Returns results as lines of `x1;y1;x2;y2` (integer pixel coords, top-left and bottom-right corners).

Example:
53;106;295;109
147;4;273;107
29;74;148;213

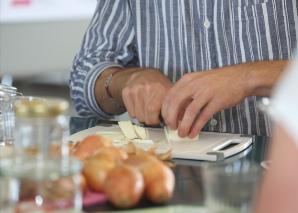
123;154;158;170
83;155;115;192
73;135;112;160
142;161;175;204
156;149;172;161
104;164;144;208
124;154;175;204
93;147;128;163
125;142;137;155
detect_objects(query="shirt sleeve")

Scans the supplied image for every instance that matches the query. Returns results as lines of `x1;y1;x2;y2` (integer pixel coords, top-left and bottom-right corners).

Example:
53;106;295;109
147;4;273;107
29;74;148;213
70;0;137;119
272;56;298;145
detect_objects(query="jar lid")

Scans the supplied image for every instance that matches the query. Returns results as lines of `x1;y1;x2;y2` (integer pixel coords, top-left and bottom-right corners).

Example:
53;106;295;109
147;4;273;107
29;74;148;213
0;83;17;92
14;97;69;118
0;84;20;98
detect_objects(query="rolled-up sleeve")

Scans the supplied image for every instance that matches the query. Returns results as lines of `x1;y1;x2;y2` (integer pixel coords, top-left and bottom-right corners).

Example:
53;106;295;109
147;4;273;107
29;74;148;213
70;0;137;119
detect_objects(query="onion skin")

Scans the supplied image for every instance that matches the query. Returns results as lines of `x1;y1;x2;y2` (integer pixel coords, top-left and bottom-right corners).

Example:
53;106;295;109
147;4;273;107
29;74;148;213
123;154;158;170
93;147;128;163
73;135;112;160
104;164;144;208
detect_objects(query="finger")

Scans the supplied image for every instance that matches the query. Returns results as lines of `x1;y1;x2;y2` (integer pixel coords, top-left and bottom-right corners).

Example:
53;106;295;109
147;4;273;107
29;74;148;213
145;92;162;125
161;74;193;122
163;84;198;130
122;87;136;118
165;73;196;100
133;85;146;123
177;98;192;121
162;97;191;124
161;96;169;125
145;104;161;125
178;92;211;138
188;99;220;138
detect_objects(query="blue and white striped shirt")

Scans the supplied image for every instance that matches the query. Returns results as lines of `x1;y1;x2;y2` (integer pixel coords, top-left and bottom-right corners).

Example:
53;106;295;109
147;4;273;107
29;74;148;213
70;0;298;136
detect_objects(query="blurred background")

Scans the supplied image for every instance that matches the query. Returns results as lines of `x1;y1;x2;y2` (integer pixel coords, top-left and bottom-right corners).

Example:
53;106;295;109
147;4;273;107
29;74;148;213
0;0;97;115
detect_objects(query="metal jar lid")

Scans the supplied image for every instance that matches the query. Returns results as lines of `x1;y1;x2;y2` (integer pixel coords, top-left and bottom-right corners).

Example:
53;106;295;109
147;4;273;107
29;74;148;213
0;83;17;92
0;83;21;98
14;97;69;118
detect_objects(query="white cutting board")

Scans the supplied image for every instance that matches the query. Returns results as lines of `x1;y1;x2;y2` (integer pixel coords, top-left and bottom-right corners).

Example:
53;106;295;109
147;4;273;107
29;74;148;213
68;125;252;162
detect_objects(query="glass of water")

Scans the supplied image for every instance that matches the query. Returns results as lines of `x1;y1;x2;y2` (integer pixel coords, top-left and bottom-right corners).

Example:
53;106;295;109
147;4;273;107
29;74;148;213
203;161;262;213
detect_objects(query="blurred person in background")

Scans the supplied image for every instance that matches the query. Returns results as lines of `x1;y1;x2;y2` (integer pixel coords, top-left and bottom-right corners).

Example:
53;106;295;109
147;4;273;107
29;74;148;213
70;0;297;138
255;55;298;213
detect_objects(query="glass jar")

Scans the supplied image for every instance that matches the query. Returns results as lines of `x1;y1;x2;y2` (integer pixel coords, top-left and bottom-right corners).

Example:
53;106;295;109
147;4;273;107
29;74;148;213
0;97;82;212
0;84;20;145
13;97;70;159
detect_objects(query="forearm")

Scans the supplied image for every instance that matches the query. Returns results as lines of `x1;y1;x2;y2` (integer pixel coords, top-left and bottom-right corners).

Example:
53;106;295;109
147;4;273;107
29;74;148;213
94;67;140;115
243;60;288;97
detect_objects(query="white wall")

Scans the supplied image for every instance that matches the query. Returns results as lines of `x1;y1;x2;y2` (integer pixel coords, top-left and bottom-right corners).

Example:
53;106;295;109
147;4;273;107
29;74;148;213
0;0;97;82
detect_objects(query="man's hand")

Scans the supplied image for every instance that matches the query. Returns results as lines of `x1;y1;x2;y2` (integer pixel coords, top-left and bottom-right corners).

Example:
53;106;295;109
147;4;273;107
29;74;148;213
122;69;172;125
161;60;287;138
161;66;253;138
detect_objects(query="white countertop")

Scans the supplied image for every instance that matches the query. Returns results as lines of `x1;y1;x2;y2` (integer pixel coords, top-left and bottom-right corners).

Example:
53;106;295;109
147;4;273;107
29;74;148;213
0;0;97;23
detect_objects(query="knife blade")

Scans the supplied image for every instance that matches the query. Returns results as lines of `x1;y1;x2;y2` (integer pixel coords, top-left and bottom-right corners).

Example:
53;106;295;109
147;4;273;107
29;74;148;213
131;117;165;129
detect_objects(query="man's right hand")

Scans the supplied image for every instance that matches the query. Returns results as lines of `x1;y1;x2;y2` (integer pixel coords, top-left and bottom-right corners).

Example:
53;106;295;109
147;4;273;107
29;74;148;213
122;69;172;125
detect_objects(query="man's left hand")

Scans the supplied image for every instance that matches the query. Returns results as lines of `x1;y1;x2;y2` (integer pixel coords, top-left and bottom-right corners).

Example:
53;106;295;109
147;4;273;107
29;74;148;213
161;67;251;138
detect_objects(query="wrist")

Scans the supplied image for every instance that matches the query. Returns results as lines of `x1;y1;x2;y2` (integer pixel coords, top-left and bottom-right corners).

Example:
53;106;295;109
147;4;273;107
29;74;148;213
239;61;287;97
244;68;264;97
105;69;122;99
105;69;126;112
111;68;141;104
95;67;125;114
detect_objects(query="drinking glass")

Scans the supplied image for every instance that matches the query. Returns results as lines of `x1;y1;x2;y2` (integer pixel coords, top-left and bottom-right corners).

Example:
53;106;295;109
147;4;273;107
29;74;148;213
203;161;262;213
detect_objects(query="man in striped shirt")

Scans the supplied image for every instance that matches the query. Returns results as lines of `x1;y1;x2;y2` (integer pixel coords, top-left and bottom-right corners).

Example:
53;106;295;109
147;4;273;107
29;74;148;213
70;0;298;137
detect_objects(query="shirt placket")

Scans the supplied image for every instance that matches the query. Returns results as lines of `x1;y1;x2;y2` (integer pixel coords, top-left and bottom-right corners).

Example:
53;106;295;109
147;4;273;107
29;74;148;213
201;0;221;132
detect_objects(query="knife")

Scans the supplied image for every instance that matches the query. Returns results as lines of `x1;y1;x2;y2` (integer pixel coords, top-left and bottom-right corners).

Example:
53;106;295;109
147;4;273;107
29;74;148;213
131;117;171;144
131;117;166;129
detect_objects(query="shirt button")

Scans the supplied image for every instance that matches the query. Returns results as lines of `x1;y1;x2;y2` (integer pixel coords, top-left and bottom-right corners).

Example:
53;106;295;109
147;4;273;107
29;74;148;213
204;19;211;29
210;118;218;127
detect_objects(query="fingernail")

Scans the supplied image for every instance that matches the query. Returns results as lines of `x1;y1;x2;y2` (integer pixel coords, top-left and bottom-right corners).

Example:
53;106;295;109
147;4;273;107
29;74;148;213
188;133;195;139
